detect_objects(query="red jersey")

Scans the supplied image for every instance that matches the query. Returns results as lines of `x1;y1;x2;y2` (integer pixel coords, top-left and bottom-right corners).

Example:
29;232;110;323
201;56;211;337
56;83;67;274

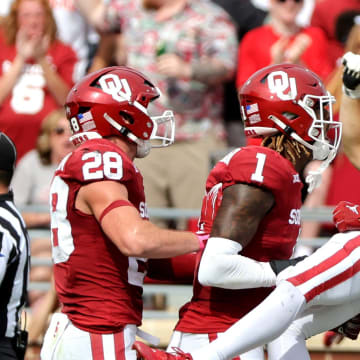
175;146;303;333
310;0;360;66
49;139;149;333
0;30;77;161
236;25;333;88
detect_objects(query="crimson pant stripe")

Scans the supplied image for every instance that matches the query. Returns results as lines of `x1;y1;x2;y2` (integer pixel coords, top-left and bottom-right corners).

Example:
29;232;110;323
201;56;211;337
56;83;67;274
52;228;59;247
208;333;241;360
286;235;360;301
303;258;360;302
90;333;104;360
114;331;125;360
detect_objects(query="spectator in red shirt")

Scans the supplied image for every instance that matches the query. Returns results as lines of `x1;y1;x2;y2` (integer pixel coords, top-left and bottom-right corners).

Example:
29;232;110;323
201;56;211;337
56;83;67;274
0;0;77;161
310;0;360;66
236;0;334;89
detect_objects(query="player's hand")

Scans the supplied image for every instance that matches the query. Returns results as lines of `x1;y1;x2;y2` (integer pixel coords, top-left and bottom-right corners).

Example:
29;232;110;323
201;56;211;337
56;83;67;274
323;330;344;347
339;314;360;340
333;201;360;232
342;51;360;98
324;313;360;347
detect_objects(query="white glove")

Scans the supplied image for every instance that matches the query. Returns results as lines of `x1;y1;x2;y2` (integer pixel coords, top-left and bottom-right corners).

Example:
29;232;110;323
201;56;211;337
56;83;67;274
342;51;360;99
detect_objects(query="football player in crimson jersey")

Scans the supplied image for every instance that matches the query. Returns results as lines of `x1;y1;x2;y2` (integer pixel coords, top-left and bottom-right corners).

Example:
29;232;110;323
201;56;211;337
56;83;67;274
40;66;206;360
133;200;360;360
132;63;344;360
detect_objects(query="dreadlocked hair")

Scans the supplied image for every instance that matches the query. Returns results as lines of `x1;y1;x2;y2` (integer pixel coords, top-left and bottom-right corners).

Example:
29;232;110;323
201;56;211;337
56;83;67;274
261;133;311;167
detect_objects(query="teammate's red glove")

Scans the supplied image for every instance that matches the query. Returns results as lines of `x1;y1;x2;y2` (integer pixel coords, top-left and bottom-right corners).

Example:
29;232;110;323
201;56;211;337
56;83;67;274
338;314;360;340
323;330;344;347
333;201;360;232
323;313;360;347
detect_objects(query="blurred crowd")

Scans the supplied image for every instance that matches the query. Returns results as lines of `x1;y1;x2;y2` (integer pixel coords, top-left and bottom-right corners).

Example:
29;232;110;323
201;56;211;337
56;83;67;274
0;0;360;358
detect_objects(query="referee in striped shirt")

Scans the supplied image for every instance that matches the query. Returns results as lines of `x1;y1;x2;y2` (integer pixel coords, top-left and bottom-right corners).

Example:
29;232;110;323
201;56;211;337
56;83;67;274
0;132;30;359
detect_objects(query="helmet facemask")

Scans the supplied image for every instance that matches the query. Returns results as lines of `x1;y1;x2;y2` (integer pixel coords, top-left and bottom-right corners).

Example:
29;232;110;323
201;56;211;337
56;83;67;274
150;110;176;148
132;109;175;158
104;108;175;158
133;110;175;158
288;92;341;193
297;92;341;161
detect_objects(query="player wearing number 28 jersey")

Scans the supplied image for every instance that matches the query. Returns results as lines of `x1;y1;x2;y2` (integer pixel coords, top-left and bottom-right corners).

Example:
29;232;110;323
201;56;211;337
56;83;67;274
40;66;204;360
51;138;148;332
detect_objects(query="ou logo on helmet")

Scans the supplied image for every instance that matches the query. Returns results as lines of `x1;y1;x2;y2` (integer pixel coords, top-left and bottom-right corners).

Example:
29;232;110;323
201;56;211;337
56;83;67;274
267;70;297;101
99;74;132;103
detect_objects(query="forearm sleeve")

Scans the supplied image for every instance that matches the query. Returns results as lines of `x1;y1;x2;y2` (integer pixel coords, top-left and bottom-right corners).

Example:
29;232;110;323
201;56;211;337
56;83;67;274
198;237;276;289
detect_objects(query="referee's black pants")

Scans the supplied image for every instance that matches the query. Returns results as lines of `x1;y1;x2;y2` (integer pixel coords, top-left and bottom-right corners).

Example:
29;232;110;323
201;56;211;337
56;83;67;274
0;337;17;359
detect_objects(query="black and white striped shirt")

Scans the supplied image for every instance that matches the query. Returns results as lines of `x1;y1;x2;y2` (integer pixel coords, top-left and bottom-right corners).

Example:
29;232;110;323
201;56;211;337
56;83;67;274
0;191;30;338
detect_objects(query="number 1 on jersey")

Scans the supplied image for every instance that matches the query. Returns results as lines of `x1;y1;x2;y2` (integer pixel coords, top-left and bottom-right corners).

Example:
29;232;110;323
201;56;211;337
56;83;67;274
251;153;266;182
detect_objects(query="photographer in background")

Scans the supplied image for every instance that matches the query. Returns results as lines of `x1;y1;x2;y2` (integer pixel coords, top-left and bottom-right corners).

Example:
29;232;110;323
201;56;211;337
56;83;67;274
0;132;30;359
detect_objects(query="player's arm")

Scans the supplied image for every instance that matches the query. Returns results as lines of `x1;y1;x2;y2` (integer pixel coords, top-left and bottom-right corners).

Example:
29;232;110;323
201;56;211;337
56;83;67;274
76;180;201;259
198;183;279;289
340;52;360;170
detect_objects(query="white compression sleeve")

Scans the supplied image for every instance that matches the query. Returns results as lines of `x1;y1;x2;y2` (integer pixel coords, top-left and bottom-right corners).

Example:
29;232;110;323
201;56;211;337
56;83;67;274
191;281;306;360
197;237;276;289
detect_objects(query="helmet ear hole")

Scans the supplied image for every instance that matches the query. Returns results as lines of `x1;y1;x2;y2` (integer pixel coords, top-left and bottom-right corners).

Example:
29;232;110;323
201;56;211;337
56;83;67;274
282;112;298;120
78;106;91;114
120;111;134;125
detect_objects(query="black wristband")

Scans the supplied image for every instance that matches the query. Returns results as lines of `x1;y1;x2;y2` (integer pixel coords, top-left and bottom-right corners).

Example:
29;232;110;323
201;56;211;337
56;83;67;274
270;256;307;275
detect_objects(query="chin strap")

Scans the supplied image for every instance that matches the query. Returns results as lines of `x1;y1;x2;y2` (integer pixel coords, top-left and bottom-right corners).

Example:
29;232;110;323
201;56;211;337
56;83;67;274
305;149;337;193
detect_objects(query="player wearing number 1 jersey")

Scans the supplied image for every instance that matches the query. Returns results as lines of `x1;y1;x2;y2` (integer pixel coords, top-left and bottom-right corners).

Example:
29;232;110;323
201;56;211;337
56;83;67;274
40;66;204;360
172;146;302;346
133;63;343;360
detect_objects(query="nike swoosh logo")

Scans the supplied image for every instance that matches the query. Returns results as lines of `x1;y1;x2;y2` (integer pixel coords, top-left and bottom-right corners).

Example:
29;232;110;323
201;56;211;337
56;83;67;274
0;254;5;257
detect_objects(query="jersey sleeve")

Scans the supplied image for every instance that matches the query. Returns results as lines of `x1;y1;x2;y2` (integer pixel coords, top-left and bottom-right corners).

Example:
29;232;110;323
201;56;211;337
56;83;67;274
226;147;294;194
60;141;136;185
